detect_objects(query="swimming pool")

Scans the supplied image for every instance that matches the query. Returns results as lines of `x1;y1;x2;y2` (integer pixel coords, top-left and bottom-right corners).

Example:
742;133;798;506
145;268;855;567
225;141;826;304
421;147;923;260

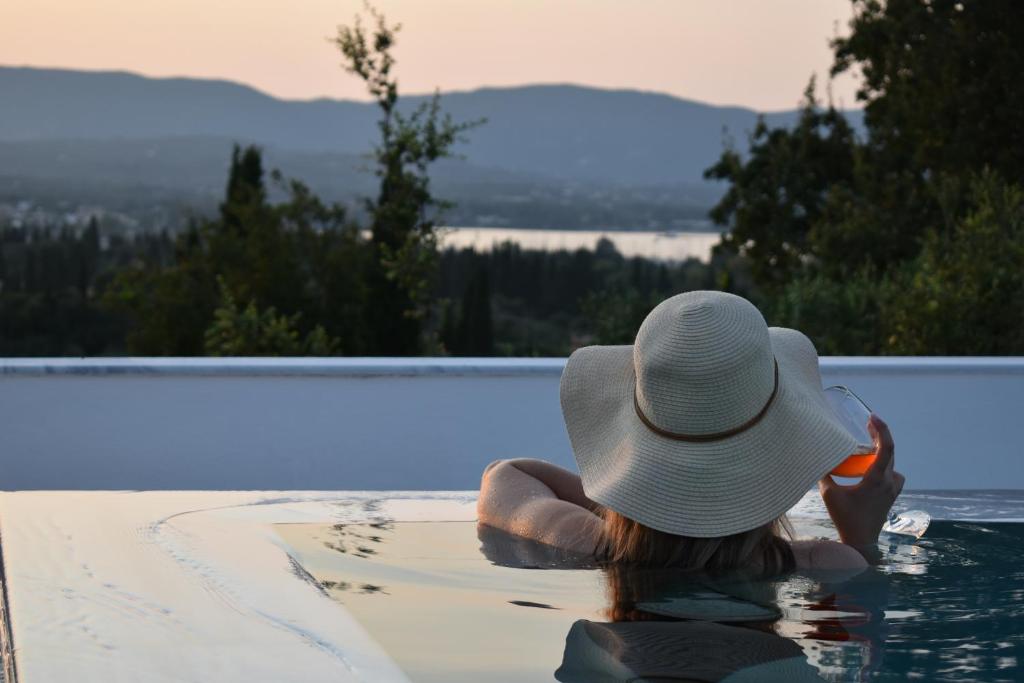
2;358;1021;681
1;490;1021;682
275;497;1024;682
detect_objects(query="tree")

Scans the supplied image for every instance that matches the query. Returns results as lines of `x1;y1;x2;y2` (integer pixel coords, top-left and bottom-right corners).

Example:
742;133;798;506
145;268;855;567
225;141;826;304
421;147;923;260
438;298;458;355
204;277;340;356
451;267;494;355
833;0;1024;189
883;172;1024;355
222;145;266;233
77;216;101;296
106;226;217;355
705;0;1024;354
768;265;889;355
333;7;482;355
705;81;857;291
106;146;364;355
581;287;659;345
825;0;1024;269
0;221;134;356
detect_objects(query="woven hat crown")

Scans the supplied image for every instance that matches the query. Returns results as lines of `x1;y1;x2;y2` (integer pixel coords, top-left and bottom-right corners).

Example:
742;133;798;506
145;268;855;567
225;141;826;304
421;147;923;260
633;291;776;437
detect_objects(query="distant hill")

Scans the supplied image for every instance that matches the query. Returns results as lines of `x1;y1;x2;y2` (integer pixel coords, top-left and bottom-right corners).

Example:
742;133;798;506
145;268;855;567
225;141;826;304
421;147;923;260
0;135;726;231
0;67;862;188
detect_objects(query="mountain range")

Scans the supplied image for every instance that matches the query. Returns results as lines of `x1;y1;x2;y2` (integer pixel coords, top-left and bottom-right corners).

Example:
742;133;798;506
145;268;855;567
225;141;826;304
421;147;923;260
0;67;862;230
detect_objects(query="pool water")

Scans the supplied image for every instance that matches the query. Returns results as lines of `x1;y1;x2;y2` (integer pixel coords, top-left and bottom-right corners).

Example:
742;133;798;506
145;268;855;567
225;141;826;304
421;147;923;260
276;517;1024;683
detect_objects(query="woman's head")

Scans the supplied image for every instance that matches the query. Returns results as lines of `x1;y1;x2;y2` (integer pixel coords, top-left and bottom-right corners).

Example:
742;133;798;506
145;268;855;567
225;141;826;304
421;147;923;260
598;507;795;576
598;508;793;628
598;511;791;627
561;291;860;540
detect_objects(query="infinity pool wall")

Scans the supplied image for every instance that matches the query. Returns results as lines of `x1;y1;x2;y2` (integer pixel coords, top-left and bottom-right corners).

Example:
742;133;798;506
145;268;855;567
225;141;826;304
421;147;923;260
1;357;1022;490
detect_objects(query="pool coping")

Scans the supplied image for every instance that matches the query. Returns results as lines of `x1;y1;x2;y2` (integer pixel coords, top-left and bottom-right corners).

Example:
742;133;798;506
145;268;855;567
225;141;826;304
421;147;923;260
3;356;1024;377
0;525;16;683
0;491;478;683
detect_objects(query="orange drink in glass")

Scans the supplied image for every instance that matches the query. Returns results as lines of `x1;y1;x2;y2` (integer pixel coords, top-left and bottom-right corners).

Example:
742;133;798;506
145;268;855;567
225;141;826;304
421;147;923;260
823;385;876;478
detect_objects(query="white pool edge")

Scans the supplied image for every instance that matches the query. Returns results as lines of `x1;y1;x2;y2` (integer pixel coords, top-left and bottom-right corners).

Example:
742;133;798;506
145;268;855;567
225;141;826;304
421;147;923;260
0;491;479;683
0;525;17;683
3;356;1024;377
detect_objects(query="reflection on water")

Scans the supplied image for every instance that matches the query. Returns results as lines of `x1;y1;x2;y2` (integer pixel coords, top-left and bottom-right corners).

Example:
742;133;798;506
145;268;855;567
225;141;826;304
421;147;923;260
274;520;1024;683
557;619;821;682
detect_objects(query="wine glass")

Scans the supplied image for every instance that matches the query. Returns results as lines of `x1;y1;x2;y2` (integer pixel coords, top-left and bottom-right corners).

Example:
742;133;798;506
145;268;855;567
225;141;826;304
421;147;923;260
823;385;876;477
823;385;931;539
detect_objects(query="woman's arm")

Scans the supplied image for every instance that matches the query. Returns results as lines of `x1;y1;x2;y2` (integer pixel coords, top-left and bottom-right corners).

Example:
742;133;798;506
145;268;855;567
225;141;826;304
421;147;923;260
494;459;602;511
477;459;603;555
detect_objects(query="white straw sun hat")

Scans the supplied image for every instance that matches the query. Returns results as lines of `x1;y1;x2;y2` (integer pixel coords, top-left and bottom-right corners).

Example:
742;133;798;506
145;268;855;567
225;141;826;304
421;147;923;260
560;290;860;538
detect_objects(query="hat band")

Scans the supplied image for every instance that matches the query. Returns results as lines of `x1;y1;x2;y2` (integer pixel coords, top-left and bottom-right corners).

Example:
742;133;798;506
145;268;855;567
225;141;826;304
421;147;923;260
633;359;779;443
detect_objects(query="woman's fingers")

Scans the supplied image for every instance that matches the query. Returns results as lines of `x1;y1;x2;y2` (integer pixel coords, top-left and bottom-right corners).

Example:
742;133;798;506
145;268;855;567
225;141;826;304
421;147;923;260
865;414;895;483
819;473;856;495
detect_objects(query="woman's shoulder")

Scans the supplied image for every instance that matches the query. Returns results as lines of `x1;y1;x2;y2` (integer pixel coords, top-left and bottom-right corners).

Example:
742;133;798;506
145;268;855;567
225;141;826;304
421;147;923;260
789;539;869;572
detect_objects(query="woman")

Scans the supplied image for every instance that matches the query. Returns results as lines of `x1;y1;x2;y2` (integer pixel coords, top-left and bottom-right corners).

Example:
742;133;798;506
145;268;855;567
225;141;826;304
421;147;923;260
478;291;905;573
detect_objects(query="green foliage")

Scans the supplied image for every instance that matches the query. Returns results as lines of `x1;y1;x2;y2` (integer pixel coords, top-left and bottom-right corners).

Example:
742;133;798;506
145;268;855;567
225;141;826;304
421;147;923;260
833;0;1024;187
333;7;482;355
105;145;366;356
705;80;857;291
2;212;756;357
222;145;267;231
443;267;494;356
0;223;162;355
204;278;340;356
776;173;1024;356
9;2;1023;358
105;237;218;355
770;265;890;356
436;238;755;354
99;8;479;359
581;287;661;346
883;172;1024;354
708;1;1024;355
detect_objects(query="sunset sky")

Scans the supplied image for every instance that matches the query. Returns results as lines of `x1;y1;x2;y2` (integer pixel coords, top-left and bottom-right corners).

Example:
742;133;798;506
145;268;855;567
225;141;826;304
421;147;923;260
1;0;861;111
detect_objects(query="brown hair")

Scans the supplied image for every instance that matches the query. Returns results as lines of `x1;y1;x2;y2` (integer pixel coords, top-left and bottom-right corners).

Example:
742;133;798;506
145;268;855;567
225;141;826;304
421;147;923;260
596;508;795;576
597;509;794;625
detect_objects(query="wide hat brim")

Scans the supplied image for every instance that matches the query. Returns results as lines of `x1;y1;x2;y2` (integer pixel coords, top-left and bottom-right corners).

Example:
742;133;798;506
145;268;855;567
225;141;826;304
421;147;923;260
560;327;859;538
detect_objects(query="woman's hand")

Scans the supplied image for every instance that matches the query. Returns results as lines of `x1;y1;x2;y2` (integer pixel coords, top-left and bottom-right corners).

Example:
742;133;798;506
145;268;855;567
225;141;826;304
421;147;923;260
819;415;905;554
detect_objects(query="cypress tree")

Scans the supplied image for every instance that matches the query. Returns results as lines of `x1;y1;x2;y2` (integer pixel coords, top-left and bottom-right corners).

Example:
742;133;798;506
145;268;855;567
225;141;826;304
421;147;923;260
221;144;265;233
439;299;458;355
455;267;494;356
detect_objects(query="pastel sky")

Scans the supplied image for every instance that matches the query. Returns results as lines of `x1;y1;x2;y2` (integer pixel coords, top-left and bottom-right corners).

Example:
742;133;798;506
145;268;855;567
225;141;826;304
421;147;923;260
1;0;862;111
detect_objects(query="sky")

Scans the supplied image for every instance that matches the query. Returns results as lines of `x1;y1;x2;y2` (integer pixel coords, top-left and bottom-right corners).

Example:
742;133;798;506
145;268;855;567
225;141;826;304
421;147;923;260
1;0;861;111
